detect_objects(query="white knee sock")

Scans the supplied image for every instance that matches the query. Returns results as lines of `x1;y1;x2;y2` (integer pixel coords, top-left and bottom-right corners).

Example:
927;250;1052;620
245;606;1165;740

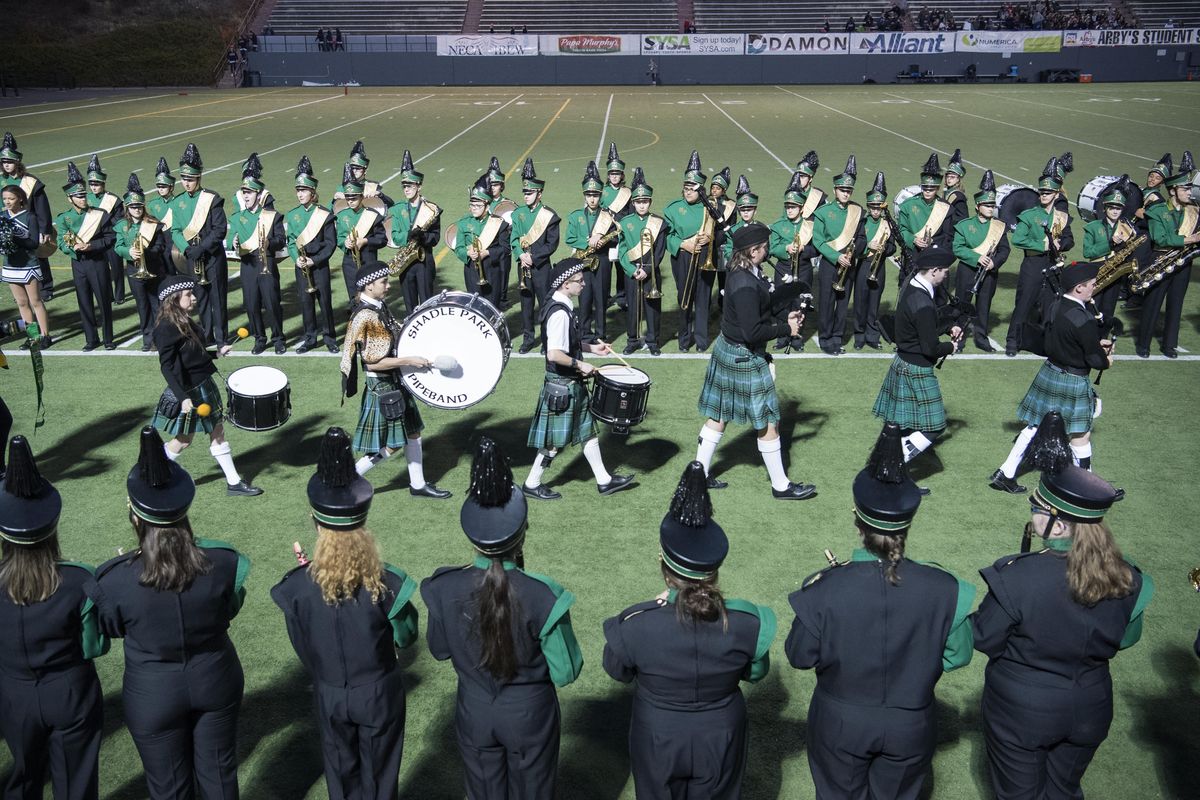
1071;442;1092;470
1000;426;1038;478
209;441;241;486
901;432;933;463
583;437;612;485
355;449;389;476
525;449;556;488
757;437;790;492
404;439;426;489
163;444;181;463
696;426;723;474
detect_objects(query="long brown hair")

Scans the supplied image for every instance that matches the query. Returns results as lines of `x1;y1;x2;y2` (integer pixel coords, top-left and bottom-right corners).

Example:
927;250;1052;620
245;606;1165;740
726;249;756;273
859;521;908;586
0;535;62;605
473;546;522;682
124;207;161;226
130;512;211;592
1064;520;1134;606
309;526;386;604
154;289;204;348
661;561;728;629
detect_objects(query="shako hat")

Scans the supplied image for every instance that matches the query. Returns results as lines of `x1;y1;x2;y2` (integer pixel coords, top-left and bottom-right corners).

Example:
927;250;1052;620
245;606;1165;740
460;436;527;555
240;152;265;192
795;150;819;178
123;173;146;206
340;162;363;196
487;155;505;185
399;149;423;185
127;427;195;526
832;154;857;189
853;424;921;532
1034;466;1122;523
469;173;491;203
660;462;728;580
521;157;545;191
866;171;888;205
1150;153;1173;179
683;150;706;186
294;155;319;190
919;152;943;186
946;147;966;177
0;436;62;545
1165;150;1195;187
0;132;21;161
308;427;373;530
1054;151;1074;184
178;142;203;177
975;169;997;204
155;156;176;187
630;166;653;200
783;170;806;205
62;162;86;196
1037;157;1063;191
734;174;758;208
711;166;731;190
86;154;107;184
581;160;603;193
348;140;370;168
606;142;625;173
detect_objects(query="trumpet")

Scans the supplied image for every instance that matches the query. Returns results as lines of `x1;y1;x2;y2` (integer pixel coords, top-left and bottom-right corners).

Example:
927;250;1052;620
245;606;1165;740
467;231;488;288
63;228;79;251
189;235;210;286
297;242;317;294
789;229;802;280
347;228;362;271
573;227;620;271
257;222;271;276
866;241;887;286
832;242;857;293
517;235;532;292
132;230;153;280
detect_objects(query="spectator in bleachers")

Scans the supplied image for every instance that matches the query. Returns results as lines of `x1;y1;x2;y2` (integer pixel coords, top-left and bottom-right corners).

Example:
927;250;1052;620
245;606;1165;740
845;15;857;32
226;47;239;76
250;32;259;52
822;17;831;33
315;28;325;52
335;28;344;51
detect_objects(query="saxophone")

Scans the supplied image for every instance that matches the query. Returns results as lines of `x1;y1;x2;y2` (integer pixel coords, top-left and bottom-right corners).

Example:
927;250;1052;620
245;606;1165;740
1094;223;1147;292
573;227;620;271
1130;242;1200;293
389;202;441;277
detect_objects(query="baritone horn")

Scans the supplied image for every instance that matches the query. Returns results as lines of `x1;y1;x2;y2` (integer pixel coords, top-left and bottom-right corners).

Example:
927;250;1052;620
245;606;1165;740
518;235;531;292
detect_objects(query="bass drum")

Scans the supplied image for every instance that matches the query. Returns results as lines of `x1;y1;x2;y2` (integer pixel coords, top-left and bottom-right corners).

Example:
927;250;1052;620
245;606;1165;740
1077;175;1143;223
395;291;510;409
226;365;291;431
891;185;922;219
998;184;1071;229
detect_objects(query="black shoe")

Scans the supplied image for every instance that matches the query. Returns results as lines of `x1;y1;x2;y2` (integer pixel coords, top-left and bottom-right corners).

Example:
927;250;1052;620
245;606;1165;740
1005;347;1018;357
917;486;932;496
864;341;882;350
141;342;152;352
1163;348;1178;359
1135;348;1149;359
40;336;53;349
41;290;54;302
821;345;842;356
518;339;537;354
696;343;709;353
976;339;996;352
410;483;452;499
82;342;99;352
792;338;806;352
598;474;636;496
988;469;1027;494
251;341;267;355
707;476;728;489
774;339;790;351
103;343;117;351
522;483;562;501
622;341;642;356
772;482;817;500
853;342;864;350
274;341;287;355
679;343;692;353
295;341;315;354
648;344;662;356
324;339;339;353
227;480;264;497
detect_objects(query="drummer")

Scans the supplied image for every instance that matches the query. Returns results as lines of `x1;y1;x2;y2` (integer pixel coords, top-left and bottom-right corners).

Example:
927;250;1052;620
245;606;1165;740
340;261;451;500
523;258;635;500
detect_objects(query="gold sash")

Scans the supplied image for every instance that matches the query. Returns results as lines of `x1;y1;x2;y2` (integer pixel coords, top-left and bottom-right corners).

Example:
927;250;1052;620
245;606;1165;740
159;206;173;228
476;214;504;251
922;199;951;237
590;209;615;238
97;193;117;213
523;207;555;249
801;189;824;219
626;216;664;262
413;200;439;230
353;208;380;240
296;207;331;249
797;219;816;248
364;180;381;197
607;187;631;214
182;190;216;241
138;219;158;249
75;209;104;247
828;204;863;253
19;176;37;198
720;198;736;224
972;219;1006;258
867;218;891;250
242;210;277;253
1177;205;1198;236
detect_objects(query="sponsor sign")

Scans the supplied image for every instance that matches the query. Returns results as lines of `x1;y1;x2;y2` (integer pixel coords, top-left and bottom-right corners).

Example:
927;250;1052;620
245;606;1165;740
746;33;850;55
1063;28;1200;47
958;30;1062;52
849;32;953;54
641;33;744;55
436;34;538;56
540;34;638;55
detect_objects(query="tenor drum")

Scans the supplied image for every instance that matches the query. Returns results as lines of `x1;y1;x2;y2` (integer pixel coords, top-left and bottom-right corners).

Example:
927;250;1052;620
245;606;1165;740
226;366;291;431
395;291;511;409
492;198;517;225
590;364;652;435
891;185;922;219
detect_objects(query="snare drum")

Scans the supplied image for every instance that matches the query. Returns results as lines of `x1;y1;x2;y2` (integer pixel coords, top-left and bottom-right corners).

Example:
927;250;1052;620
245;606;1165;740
395;291;511;409
226;366;291;431
590;365;652;435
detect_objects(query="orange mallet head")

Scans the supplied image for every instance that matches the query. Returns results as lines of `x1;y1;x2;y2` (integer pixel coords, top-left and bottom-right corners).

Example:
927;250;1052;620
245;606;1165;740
196;403;212;417
237;327;250;339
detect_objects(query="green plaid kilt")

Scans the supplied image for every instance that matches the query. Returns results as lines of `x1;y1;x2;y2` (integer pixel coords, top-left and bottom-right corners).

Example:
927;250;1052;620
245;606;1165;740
353;374;424;454
150;376;223;436
1017;360;1095;434
697;335;780;430
527;373;597;450
873;356;947;432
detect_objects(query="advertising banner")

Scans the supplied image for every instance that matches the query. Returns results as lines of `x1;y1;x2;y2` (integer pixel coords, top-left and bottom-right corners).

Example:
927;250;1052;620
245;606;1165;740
745;33;850;55
540;34;639;55
957;30;1062;52
436;34;538;56
1063;28;1200;47
640;33;744;55
849;31;954;54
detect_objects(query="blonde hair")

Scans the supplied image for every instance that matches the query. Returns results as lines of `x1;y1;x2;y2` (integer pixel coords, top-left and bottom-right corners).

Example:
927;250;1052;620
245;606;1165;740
1065;520;1134;606
308;526;386;604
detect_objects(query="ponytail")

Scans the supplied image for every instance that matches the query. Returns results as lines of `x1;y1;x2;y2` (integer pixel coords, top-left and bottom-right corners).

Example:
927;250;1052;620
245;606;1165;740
661;561;727;630
1065;520;1133;606
474;556;519;682
859;522;907;586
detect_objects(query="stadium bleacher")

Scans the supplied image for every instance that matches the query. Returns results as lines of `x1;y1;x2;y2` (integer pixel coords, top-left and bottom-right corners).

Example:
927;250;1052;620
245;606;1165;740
265;0;468;35
477;0;678;34
1124;0;1199;28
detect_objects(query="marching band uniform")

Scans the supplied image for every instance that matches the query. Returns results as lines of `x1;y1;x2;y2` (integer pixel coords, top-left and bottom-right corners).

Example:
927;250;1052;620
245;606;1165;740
522;258;634;500
454;174;510;299
565;161;617;343
952;170;1011;351
486;155;514;301
170;143;231;347
0;436;108;800
602;144;632;312
709;167;737;305
718;174;753;268
603;462;776;800
1136;153;1197;359
114;174;169;351
617;168;667;355
664;150;718;352
86;428;251;799
942;148;970;226
340;262;450;499
288;155;339;354
510;158;560;353
854;173;898;350
0;133;55;298
147;157;179;268
1005;157;1075;356
421;437;583;800
814;156;865;355
336;165;389;306
769;166;823;350
787;425;975;799
227;155;287;355
972;466;1152;800
898;153;955;263
345;140;396;210
389;150;441;314
272;427;419;800
85;155;128;306
1081;183;1134;324
56;162;116;350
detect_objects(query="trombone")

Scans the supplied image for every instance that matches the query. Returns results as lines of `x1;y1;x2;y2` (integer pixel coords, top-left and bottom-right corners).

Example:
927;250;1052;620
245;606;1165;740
680;213;715;311
467;230;489;288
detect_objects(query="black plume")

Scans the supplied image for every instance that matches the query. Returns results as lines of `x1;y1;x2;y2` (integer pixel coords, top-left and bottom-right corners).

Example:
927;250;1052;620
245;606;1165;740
871;171;886;195
980;169;996;192
1040;157;1058;180
866;423;908;484
180;142;201;170
786;170;804;194
843;154;857;178
65;161;83;184
1;132;16;152
1027;412;1072;474
468;436;514;508
341;163;354;185
488;155;501;172
798;150;818;170
921;152;941;175
472;173;489;194
242;152;262;180
521;157;536;180
667;461;714;527
350;139;367;159
316;427;356;488
126;173;143;195
584;160;601;182
607;142;620;162
735;174;751;196
136;426;173;489
156;156;171;176
3;436;43;499
1181;150;1194;174
401;149;414;172
1059;152;1074;174
686;149;702;173
630;166;647;190
296;154;313;176
87;153;102;175
949;147;963;168
713;166;730;186
1156;153;1173;176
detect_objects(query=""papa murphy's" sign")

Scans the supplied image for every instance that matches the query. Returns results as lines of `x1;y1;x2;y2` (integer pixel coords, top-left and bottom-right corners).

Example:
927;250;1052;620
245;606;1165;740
552;34;626;54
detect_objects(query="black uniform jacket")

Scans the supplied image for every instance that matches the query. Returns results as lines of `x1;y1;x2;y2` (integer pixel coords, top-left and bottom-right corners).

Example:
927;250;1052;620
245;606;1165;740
153;318;218;400
895;278;954;367
1044;297;1109;374
0;563;108;679
722;267;790;351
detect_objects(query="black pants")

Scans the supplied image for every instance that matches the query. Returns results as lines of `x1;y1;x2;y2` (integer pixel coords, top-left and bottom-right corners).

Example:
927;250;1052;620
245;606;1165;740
463;257;505;303
955;262;998;346
455;683;559;800
240;260;285;347
126;266;161;348
0;394;10;470
192;252;230;347
982;663;1113;800
1136;260;1192;354
808;689;934;800
123;647;244;800
671;250;715;350
625;264;663;346
519;262;551;345
1006;254;1056;352
612;256;627;308
629;692;747;800
581;252;615;341
399;254;434;317
299;262;337;346
854;255;887;347
108;248;126;303
71;258;114;347
817;256;853;349
315;670;406;800
338;246;380;308
0;665;102;800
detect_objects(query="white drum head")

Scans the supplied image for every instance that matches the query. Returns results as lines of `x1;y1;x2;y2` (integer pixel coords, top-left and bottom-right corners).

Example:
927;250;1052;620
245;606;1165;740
597;365;651;386
891;185;922;219
396;292;510;409
445;222;459;250
227;365;289;396
1078;175;1117;222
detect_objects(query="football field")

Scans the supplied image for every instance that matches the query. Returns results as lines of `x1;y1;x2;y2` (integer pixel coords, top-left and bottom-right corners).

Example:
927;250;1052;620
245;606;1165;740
1;82;1198;799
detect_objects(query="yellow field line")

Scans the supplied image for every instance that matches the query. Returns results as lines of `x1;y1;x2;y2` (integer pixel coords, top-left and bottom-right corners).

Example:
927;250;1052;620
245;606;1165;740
21;89;291;137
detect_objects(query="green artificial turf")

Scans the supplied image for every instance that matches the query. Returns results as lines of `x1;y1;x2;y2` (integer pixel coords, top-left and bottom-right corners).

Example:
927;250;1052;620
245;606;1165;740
1;83;1198;799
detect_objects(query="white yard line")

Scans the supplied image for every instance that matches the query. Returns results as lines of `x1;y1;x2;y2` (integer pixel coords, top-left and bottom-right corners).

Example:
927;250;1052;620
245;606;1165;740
0;93;174;121
701;93;791;170
595;93;615;163
977;92;1200;135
